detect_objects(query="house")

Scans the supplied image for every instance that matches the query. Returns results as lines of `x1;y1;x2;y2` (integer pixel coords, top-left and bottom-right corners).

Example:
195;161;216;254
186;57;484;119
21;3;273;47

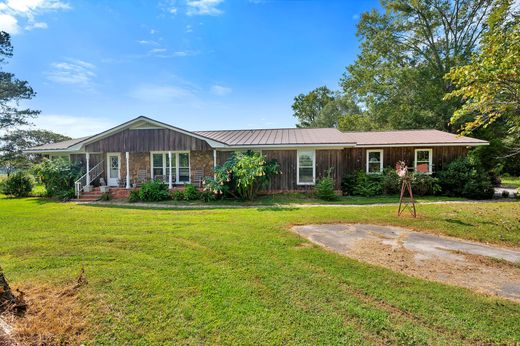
24;116;488;198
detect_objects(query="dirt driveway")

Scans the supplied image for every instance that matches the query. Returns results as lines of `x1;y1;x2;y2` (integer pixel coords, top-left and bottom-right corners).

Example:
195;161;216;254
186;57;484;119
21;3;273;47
292;224;520;301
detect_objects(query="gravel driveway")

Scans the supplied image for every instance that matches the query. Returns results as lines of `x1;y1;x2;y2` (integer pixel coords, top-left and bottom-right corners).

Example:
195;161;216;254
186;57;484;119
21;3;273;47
292;224;520;301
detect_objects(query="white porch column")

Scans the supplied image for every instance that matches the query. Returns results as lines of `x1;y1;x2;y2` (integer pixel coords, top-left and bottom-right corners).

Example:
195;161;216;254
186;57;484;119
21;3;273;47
213;149;217;169
125;152;130;189
85;152;91;186
168;151;173;189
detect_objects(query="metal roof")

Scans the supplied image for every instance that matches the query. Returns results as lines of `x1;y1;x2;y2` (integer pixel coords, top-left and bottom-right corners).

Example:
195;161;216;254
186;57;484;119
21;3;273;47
25;116;489;153
26;136;92;151
193;128;356;146
342;129;489;147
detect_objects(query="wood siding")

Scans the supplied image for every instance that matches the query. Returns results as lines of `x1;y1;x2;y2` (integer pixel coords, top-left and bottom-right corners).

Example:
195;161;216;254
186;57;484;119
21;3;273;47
85;129;211;153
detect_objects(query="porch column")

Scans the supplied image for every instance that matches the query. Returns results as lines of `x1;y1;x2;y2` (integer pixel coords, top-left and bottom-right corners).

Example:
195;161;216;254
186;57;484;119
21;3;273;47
85;152;90;186
168;151;173;189
213;149;217;170
125;152;130;189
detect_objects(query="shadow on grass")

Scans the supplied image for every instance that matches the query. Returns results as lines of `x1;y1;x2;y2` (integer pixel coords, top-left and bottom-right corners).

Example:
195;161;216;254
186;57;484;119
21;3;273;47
445;218;475;227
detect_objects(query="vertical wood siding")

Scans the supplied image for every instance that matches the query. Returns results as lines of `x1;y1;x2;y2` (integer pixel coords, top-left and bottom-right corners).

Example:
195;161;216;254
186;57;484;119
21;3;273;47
85;129;211;152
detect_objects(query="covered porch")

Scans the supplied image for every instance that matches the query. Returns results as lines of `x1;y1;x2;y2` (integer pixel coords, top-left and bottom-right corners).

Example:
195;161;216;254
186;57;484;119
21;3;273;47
73;149;216;197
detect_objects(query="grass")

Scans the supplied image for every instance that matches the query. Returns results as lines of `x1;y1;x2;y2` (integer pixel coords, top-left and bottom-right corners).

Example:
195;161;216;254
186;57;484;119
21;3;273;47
502;176;520;188
0;196;519;344
159;192;466;206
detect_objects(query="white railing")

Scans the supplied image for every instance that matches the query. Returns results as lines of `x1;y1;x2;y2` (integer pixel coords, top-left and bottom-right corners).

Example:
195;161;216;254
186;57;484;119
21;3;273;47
75;160;104;198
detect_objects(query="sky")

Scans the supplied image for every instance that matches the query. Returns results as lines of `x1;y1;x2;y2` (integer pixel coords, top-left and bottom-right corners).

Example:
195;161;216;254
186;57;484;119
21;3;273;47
0;0;379;137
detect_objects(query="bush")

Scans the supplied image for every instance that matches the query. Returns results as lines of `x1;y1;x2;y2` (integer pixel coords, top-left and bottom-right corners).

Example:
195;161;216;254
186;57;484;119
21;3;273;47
182;184;200;201
352;171;384;197
128;190;141;203
100;192;111;201
438;157;494;199
171;190;185;201
382;168;401;194
0;172;33;197
138;180;170;202
315;169;338;201
32;158;82;200
411;173;441;196
341;172;357;196
203;151;280;200
199;190;216;202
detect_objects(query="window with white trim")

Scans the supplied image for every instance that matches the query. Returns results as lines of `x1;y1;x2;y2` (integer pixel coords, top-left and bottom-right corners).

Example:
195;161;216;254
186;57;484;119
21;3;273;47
151;152;189;183
297;150;315;185
366;150;383;173
415;149;432;173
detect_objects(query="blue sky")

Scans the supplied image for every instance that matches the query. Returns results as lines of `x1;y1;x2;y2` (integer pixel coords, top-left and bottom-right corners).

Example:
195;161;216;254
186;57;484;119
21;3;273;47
1;0;379;137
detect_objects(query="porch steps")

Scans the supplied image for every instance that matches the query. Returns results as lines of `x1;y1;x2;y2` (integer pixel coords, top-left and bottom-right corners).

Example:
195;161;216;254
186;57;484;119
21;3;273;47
75;187;103;202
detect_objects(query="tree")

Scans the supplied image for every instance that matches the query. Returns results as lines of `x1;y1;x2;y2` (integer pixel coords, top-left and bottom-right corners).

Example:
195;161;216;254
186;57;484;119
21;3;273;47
445;0;519;156
292;86;335;127
341;0;493;131
0;31;40;131
0;129;71;175
319;94;364;128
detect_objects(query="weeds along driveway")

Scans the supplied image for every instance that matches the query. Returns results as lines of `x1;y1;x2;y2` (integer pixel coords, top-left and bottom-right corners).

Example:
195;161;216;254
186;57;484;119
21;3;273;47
293;223;520;301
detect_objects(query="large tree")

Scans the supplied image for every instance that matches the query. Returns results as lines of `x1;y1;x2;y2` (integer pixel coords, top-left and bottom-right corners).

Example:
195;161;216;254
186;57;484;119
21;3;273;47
341;0;493;131
0;31;39;130
292;86;335;127
445;0;519;156
0;129;70;175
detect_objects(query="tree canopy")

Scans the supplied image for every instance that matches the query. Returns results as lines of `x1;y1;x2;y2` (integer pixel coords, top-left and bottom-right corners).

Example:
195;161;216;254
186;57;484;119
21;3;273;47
445;0;519;156
0;31;40;131
0;129;70;174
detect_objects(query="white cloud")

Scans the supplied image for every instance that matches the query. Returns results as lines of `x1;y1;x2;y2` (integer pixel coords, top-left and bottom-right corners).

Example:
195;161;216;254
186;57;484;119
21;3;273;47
0;13;18;34
210;84;232;96
130;84;196;103
169;7;177;14
186;0;223;16
0;0;70;34
32;114;116;137
137;39;159;45
185;24;192;33
145;48;197;58
46;59;95;87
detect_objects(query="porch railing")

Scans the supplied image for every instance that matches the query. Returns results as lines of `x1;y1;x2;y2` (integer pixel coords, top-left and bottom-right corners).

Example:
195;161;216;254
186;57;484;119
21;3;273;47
74;160;104;198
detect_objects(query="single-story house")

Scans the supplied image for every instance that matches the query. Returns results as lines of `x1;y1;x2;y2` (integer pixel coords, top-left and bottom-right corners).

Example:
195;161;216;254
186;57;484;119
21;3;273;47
25;116;488;198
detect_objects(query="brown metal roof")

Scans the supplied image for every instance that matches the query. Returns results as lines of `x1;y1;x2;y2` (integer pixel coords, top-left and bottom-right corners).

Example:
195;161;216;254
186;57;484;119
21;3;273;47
27;136;92;151
194;128;355;146
342;129;488;146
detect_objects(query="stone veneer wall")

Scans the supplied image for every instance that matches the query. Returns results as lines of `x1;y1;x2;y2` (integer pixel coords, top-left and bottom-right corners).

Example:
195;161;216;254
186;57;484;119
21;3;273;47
118;150;213;186
190;150;214;183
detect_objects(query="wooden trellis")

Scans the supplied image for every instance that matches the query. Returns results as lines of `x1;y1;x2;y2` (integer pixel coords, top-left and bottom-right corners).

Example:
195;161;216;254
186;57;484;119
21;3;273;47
396;161;416;218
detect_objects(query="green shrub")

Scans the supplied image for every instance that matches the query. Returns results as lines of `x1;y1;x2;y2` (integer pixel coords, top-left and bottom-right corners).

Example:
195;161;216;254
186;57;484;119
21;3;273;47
315;169;338;201
352;171;384;197
182;184;200;201
411;173;441;196
199;190;216;202
138;180;170;202
0;171;33;197
340;172;357;196
32;158;82;200
171;190;185;201
438;157;494;199
382;168;401;194
100;192;111;201
128;190;141;203
203;151;280;200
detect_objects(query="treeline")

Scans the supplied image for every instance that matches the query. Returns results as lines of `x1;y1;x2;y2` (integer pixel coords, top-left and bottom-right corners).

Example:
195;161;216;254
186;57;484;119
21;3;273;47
292;0;519;175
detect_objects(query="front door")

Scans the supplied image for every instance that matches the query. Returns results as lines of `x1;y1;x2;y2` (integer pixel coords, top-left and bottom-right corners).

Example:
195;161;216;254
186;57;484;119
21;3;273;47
107;153;120;186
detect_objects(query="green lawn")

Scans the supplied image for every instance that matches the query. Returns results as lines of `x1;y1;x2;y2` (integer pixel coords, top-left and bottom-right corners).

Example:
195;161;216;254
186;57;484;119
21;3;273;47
502;176;520;188
159;192;466;206
1;196;519;344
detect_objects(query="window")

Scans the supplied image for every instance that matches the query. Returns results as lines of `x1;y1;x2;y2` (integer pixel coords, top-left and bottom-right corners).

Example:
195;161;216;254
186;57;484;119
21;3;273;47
366;150;383;173
297;150;315;185
151;152;189;183
415;149;432;173
178;153;189;182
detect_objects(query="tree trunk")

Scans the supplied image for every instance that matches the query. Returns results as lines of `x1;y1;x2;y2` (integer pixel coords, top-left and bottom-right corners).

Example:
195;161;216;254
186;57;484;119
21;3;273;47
0;272;16;313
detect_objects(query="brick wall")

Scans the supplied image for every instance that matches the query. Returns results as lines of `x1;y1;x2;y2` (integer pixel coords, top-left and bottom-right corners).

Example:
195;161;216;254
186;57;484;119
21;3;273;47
190;150;214;183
